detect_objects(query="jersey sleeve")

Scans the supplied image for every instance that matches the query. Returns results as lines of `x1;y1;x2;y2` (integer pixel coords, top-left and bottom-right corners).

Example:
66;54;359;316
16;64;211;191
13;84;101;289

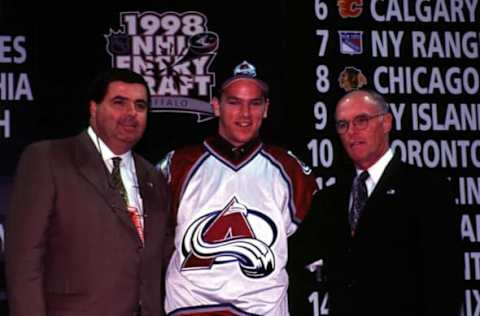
264;146;318;223
156;145;207;217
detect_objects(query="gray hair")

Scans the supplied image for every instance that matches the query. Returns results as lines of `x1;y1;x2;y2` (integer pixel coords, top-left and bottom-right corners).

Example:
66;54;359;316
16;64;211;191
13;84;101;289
363;89;390;113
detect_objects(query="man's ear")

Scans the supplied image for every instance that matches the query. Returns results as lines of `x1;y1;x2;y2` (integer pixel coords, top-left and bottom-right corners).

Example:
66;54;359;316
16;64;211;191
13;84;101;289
89;101;97;120
211;97;221;117
383;112;393;133
263;98;270;118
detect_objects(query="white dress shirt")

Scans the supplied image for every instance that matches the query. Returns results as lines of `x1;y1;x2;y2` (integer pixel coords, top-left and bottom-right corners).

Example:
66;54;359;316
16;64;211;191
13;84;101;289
87;127;144;219
355;148;394;197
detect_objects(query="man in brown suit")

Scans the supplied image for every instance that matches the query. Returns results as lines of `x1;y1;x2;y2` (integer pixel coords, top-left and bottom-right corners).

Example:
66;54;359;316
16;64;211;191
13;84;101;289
5;68;174;316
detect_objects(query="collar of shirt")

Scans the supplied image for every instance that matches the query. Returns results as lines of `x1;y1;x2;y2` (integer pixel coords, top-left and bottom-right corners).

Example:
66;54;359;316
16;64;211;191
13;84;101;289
355;148;394;196
87;127;142;215
87;126;134;173
206;134;262;163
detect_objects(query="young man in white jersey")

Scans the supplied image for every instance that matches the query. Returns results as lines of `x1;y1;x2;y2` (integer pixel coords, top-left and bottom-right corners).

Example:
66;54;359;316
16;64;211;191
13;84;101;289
158;61;317;316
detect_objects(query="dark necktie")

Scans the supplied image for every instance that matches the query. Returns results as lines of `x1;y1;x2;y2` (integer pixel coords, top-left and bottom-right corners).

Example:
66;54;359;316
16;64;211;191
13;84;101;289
111;157;129;207
349;171;369;234
111;157;144;244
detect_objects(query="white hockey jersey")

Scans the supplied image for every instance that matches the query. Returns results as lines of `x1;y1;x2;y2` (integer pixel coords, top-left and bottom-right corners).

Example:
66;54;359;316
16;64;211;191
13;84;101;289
159;136;317;316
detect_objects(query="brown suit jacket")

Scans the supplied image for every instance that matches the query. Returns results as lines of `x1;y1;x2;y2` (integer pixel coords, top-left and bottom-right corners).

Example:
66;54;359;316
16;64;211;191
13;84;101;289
5;131;174;316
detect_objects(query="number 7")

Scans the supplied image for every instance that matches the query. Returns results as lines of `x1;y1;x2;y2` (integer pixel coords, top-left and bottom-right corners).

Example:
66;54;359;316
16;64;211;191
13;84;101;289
316;30;329;57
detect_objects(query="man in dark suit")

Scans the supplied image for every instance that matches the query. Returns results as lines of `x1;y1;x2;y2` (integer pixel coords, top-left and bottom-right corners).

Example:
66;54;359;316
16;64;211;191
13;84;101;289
289;89;462;316
5;68;174;316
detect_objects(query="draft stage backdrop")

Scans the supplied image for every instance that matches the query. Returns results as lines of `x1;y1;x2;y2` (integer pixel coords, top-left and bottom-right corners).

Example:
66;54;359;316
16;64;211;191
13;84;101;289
0;1;478;315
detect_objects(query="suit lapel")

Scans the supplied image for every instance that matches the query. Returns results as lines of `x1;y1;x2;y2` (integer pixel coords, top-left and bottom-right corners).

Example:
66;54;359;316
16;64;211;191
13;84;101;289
74;132;111;197
74;132;140;239
355;155;402;235
133;154;152;209
365;155;402;207
134;154;164;245
332;173;356;238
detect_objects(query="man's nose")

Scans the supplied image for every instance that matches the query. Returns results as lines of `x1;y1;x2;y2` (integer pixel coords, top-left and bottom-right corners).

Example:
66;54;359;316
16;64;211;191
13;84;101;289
125;102;137;115
240;104;251;116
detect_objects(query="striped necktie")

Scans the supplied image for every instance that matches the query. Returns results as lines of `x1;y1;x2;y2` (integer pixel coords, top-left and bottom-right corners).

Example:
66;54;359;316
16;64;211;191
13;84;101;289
111;157;129;207
349;171;369;235
111;157;144;244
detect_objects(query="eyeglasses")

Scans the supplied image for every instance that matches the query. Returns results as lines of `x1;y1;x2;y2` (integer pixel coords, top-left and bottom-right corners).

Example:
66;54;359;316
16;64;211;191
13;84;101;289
335;112;387;134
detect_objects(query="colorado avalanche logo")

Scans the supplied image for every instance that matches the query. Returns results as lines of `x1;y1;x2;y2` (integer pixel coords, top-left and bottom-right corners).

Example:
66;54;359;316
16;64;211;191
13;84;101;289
181;197;277;278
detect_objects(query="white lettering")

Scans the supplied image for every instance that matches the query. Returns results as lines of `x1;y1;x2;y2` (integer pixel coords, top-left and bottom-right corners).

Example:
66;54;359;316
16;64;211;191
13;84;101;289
0;35;27;64
374;66;479;95
371;30;404;57
412;31;479;59
131;35;187;56
389;102;406;130
370;0;478;22
391;140;480;169
0;73;33;101
465;252;480;280
411;103;480;131
464;289;480;316
115;56;212;96
456;177;480;205
462;215;480;243
0;109;10;138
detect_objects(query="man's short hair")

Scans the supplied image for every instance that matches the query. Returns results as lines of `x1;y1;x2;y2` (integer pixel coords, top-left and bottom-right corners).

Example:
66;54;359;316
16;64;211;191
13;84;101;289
338;89;390;113
88;68;150;104
363;89;390;113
